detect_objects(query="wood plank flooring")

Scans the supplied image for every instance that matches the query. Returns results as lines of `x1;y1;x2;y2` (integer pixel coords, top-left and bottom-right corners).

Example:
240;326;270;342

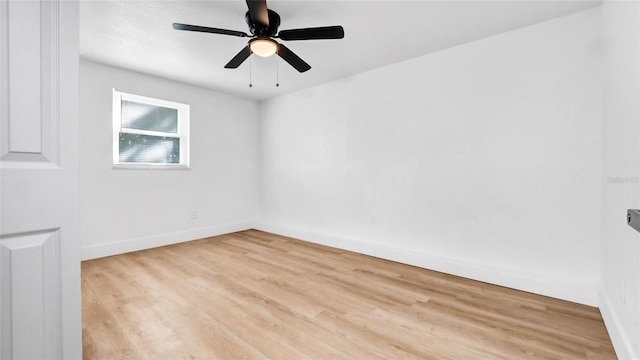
82;230;617;359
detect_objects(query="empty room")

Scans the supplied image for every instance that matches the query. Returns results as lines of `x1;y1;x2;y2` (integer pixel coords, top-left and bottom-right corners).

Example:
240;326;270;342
1;0;639;359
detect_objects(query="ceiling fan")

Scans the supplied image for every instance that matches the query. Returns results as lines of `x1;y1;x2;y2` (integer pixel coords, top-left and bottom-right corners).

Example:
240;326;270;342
172;0;345;73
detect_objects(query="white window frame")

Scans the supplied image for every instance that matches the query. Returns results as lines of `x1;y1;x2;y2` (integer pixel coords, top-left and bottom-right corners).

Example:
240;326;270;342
113;89;190;169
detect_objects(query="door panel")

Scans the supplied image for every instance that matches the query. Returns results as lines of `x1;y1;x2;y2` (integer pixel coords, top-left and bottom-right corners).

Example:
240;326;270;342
0;0;81;358
1;230;62;359
1;0;59;166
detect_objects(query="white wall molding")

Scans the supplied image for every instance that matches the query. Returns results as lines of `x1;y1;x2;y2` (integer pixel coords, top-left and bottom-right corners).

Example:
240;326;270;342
82;221;599;306
255;222;599;306
599;290;637;360
81;221;253;260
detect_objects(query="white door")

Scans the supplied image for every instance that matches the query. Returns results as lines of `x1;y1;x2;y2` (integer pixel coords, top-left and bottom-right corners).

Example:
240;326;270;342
0;0;82;358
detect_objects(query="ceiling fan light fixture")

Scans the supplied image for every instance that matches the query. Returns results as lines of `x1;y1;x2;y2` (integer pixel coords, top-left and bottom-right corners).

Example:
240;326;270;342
250;38;278;57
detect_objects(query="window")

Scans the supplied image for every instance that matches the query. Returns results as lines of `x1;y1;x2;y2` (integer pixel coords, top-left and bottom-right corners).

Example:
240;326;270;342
113;90;190;169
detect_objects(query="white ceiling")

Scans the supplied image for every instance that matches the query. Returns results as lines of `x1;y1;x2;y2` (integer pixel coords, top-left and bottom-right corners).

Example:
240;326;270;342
80;0;601;101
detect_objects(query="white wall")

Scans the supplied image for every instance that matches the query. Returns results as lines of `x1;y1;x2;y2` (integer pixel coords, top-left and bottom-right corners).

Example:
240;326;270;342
80;59;260;259
258;8;602;306
600;1;640;358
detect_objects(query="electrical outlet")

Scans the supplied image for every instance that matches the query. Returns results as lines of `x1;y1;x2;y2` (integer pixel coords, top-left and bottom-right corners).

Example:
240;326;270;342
190;210;198;219
369;214;376;224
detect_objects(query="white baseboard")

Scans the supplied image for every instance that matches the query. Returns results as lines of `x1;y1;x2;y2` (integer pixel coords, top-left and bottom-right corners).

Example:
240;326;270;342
599;290;637;360
81;221;253;260
253;222;599;306
82;221;600;306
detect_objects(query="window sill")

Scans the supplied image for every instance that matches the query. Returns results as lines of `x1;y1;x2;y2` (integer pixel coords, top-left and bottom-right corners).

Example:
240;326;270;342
112;164;190;170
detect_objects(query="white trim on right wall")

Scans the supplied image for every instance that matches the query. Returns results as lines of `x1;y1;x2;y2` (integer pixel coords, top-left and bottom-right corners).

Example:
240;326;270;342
255;222;599;306
599;291;637;360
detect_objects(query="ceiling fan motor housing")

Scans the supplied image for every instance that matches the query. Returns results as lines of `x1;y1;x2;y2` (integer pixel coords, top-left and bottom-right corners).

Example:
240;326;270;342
246;9;281;36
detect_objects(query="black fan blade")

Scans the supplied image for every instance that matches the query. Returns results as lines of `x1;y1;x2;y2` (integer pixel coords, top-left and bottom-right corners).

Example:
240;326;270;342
225;46;252;68
173;23;248;38
278;26;344;41
277;43;311;73
246;0;269;27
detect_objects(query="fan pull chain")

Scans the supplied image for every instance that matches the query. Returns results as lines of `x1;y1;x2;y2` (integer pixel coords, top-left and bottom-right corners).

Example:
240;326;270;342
276;57;280;87
249;57;253;88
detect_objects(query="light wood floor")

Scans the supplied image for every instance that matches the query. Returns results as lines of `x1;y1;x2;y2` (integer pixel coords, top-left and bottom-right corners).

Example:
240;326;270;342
82;230;616;359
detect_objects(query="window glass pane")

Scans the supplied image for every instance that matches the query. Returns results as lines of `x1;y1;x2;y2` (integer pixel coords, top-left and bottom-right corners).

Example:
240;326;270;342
121;100;178;133
119;133;180;164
